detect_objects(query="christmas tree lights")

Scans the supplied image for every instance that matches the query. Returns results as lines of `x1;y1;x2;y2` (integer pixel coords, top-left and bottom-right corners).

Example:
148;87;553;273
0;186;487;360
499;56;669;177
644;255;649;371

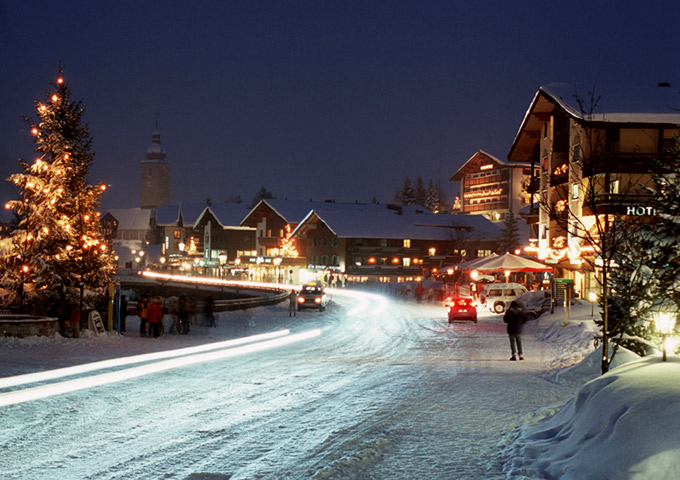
0;68;115;314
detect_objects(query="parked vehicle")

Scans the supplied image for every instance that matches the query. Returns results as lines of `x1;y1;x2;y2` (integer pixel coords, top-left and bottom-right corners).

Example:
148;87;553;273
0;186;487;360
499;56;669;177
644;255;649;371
516;290;552;320
297;283;328;311
446;297;478;323
483;283;528;314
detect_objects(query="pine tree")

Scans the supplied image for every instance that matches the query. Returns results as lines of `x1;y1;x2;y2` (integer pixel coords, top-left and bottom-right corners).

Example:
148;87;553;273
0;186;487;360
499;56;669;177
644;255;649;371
425;180;441;213
399;177;416;205
250;186;274;207
498;212;520;253
415;177;426;206
1;69;115;314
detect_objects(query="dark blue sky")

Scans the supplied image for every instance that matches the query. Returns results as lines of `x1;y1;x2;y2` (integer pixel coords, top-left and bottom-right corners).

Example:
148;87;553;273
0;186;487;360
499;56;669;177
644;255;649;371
1;1;678;213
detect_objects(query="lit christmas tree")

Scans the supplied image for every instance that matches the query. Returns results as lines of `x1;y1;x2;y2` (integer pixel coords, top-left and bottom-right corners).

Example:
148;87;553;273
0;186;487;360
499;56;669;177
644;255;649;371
279;224;299;258
1;68;115;315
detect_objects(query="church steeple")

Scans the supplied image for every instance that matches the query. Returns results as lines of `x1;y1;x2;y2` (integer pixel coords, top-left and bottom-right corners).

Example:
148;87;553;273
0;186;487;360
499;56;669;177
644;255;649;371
141;120;170;209
146;119;166;161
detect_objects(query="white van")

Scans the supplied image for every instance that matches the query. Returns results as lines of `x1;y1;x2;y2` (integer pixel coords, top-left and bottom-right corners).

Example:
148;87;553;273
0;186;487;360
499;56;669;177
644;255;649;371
482;283;528;313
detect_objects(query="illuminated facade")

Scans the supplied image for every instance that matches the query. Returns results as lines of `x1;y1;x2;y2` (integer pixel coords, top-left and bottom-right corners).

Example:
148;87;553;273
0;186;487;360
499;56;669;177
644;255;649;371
508;83;680;291
450;150;536;222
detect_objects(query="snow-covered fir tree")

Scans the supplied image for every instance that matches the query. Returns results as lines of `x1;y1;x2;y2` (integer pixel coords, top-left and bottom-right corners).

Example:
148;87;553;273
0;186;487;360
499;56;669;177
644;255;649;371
1;69;115;314
425;180;440;213
399;177;416;205
414;177;426;206
498;212;520;253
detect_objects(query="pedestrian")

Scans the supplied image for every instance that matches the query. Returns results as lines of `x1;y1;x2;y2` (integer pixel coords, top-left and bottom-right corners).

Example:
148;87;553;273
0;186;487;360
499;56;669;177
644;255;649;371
137;296;149;337
120;295;128;332
179;295;192;334
503;300;528;361
147;296;163;338
168;296;180;334
204;294;215;327
288;289;298;317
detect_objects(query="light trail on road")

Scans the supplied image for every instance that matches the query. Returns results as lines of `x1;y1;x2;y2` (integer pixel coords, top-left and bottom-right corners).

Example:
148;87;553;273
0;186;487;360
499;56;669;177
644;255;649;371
0;329;291;390
0;329;321;408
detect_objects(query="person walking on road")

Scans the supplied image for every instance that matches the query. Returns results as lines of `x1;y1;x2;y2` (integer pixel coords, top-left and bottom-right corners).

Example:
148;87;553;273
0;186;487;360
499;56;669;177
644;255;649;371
288;289;298;317
147;297;164;338
503;300;528;361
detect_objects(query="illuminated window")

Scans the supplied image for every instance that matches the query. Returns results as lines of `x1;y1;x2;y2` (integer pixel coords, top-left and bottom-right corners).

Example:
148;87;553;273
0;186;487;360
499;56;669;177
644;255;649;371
609;179;620;194
571;183;579;199
403;239;411;248
428;247;436;256
403;257;411;267
174;229;181;239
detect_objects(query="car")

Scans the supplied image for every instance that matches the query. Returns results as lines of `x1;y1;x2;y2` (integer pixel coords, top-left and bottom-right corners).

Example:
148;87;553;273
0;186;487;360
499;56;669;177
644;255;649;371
516;290;552;320
297;283;328;311
446;297;478;323
483;283;528;314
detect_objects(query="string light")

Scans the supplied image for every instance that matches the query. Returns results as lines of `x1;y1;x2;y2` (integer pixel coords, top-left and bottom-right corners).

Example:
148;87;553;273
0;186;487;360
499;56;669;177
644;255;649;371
31;128;39;135
51;94;58;103
57;77;64;84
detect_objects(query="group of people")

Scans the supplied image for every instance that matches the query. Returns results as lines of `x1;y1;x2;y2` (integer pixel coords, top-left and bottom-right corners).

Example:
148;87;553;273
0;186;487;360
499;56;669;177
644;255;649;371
135;294;198;337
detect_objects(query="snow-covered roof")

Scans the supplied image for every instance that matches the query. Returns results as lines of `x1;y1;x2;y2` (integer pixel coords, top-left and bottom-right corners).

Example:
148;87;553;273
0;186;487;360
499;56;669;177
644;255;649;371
194;203;252;228
541;82;680;124
509;82;680;163
154;203;209;227
450;150;532;181
243;199;385;227
105;208;152;231
296;205;502;241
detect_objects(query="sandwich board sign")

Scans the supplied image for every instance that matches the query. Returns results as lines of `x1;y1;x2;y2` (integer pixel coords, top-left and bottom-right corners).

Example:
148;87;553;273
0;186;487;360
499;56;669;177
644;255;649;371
88;310;106;335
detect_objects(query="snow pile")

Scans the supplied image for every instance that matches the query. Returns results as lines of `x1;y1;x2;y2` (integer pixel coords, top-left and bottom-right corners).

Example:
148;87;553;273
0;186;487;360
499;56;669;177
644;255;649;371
502;303;680;479
506;355;680;479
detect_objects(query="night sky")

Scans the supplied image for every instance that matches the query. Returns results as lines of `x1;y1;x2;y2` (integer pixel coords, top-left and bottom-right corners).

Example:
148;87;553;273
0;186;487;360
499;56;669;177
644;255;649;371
1;1;678;215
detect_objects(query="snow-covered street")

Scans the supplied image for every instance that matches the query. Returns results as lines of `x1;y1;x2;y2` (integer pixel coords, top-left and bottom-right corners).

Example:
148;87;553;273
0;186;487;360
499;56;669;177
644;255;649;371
0;290;623;479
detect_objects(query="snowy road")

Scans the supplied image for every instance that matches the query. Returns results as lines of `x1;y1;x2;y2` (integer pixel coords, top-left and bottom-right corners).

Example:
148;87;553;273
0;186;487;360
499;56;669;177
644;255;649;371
0;289;580;479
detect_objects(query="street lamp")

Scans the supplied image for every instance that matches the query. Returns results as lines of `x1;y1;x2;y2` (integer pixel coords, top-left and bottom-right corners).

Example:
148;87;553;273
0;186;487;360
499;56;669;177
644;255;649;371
651;300;678;362
589;291;597;317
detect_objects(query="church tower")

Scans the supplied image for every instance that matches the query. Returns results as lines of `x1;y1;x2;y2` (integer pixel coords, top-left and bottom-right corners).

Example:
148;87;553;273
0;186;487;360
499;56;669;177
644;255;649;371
140;125;170;209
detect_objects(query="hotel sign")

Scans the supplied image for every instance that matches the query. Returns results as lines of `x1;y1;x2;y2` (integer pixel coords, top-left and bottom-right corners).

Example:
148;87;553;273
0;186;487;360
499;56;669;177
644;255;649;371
626;206;656;216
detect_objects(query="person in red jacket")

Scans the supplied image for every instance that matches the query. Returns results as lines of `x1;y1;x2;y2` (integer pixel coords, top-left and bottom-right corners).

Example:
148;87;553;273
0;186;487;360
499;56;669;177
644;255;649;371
147;297;164;338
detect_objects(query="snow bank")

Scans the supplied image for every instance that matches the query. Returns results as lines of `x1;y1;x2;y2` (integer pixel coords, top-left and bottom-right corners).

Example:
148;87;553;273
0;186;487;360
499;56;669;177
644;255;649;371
506;356;680;479
504;302;680;479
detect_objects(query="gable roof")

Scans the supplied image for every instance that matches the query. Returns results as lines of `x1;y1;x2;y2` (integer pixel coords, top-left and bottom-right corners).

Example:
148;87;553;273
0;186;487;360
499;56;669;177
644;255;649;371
295;205;502;242
450;150;531;181
105;208;151;230
193;203;253;228
509;83;680;163
241;198;384;227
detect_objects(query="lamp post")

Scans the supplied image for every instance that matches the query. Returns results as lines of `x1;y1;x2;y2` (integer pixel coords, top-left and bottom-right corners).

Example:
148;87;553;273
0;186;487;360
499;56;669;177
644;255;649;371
651;300;678;362
589;291;597;317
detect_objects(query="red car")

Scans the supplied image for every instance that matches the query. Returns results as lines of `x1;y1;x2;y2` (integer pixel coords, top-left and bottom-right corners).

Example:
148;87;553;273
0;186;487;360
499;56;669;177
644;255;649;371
446;297;478;323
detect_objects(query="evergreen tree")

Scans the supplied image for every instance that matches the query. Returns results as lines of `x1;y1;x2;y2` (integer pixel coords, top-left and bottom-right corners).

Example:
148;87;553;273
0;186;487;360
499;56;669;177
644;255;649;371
498;212;520;253
1;69;115;314
250;186;274;207
425;180;441;213
415;176;426;206
399;177;416;205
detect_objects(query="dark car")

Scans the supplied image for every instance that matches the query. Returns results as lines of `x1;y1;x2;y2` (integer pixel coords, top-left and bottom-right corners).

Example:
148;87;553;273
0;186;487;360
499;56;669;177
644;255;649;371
446;297;478;323
297;283;328;311
516;291;552;320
